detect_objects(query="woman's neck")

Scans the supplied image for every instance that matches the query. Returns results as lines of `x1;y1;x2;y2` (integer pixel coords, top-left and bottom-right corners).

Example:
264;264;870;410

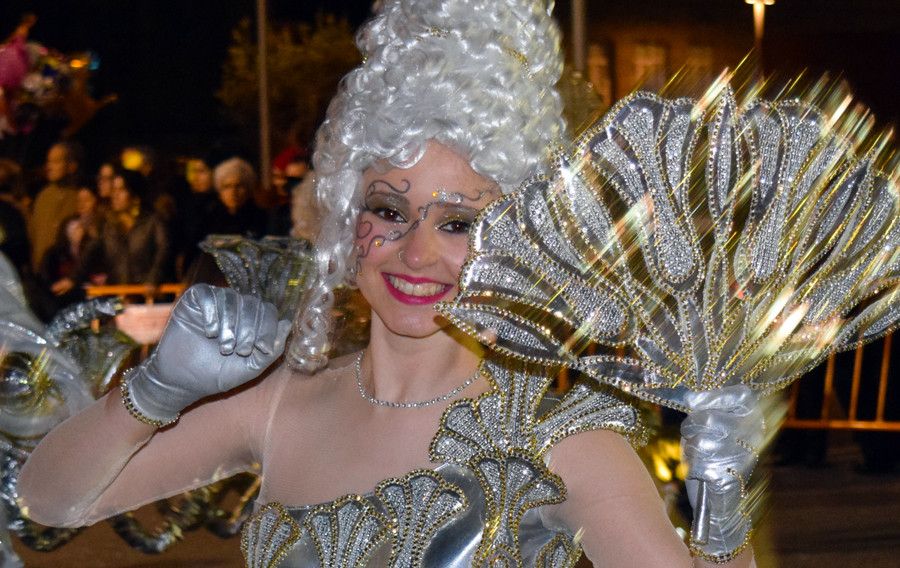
363;315;485;405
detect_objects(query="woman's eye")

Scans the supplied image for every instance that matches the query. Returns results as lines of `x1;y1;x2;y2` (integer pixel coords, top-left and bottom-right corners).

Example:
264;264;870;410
371;207;406;223
439;219;472;234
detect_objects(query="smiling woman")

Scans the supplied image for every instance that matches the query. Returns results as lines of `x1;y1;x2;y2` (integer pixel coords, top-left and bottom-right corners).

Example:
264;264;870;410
354;142;499;338
18;1;760;567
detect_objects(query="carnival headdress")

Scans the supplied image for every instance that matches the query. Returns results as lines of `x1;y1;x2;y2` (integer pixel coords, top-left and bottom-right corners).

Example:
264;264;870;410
439;76;899;411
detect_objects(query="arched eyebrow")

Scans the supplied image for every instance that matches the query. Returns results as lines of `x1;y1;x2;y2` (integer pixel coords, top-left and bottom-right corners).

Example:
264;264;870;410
365;179;411;198
363;189;409;212
363;179;498;212
362;179;413;213
431;184;500;205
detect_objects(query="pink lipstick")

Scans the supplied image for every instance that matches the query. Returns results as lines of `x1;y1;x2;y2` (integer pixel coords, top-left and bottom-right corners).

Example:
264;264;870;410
382;273;454;305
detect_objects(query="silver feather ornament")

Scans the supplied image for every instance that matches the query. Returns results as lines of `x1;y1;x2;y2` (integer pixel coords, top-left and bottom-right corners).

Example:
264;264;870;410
439;79;899;412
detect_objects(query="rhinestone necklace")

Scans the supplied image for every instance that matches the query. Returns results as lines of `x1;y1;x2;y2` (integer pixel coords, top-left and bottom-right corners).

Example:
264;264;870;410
354;352;480;409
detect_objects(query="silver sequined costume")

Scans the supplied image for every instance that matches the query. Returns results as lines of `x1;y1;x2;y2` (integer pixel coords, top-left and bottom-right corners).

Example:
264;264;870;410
241;360;640;567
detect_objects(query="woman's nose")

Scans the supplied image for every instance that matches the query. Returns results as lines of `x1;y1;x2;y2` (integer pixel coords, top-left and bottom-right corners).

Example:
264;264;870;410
398;226;440;269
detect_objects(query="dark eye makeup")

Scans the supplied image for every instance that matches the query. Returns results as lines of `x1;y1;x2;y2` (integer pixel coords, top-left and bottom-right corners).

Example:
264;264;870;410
364;192;410;224
438;218;472;234
363;183;481;236
371;206;407;223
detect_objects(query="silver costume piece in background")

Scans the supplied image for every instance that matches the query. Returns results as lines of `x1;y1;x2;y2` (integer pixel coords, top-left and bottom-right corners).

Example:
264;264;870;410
0;252;126;566
199;235;313;320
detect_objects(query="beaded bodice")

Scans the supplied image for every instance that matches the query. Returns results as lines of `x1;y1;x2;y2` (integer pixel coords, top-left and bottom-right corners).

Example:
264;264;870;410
240;359;641;567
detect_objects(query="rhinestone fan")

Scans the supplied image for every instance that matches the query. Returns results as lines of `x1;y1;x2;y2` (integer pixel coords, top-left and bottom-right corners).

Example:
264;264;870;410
438;80;899;411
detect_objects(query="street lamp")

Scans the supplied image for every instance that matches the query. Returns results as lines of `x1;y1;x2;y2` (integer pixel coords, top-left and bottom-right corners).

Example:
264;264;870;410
257;0;271;191
572;0;586;73
745;0;775;58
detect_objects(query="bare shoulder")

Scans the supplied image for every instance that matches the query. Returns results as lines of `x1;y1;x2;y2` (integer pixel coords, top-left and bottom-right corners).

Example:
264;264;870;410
546;429;660;522
271;351;358;406
545;432;696;566
549;428;649;485
544;428;665;536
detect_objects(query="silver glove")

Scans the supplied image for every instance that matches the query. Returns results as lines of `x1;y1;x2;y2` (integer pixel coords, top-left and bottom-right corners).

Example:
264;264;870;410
681;385;765;562
126;284;292;424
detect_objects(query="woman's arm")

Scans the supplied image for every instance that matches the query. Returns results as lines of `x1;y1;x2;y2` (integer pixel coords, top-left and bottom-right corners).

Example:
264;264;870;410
18;284;291;527
546;429;754;568
17;373;276;527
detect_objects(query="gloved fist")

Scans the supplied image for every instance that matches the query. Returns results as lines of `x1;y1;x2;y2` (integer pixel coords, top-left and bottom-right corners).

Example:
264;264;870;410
126;284;292;424
680;384;765;561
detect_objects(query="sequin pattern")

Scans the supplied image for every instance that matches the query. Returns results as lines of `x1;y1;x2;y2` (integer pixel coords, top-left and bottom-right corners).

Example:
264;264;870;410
241;360;639;567
439;82;899;411
241;503;302;568
376;470;468;567
535;534;580;568
304;496;388;568
431;360;639;566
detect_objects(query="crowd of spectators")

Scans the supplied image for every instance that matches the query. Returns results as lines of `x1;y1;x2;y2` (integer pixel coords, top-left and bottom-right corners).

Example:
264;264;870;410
0;140;318;322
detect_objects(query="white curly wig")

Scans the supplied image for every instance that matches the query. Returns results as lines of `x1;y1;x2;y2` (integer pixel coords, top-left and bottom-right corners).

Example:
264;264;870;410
287;0;567;371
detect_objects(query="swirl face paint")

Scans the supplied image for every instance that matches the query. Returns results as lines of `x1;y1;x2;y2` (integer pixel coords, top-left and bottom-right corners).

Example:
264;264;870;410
355;179;494;261
353;143;499;338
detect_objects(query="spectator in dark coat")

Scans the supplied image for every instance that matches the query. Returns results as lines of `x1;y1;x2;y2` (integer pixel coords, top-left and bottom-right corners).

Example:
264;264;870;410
201;157;267;238
83;169;171;286
173;157;218;279
38;215;93;307
75;186;104;242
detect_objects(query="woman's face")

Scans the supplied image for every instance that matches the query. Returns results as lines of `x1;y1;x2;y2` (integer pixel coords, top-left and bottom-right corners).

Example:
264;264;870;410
96;164;115;199
76;188;98;217
45;144;72;183
216;172;248;213
355;142;499;338
65;218;85;245
186;159;212;193
110;176;134;213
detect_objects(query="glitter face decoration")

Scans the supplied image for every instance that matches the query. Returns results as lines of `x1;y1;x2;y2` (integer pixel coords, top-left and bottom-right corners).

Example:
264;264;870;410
351;142;501;337
353;178;497;273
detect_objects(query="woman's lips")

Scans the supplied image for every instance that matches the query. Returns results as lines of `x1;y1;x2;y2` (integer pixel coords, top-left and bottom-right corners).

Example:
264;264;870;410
382;273;453;305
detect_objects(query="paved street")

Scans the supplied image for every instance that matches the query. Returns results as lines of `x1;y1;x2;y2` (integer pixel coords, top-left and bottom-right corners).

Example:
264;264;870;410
754;431;900;568
11;431;900;567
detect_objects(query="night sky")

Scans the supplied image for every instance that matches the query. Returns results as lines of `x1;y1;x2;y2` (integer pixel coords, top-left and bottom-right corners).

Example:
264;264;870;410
2;0;897;170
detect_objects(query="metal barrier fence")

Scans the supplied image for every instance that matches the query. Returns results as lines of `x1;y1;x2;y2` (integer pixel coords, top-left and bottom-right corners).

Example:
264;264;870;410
84;283;187;304
785;333;899;432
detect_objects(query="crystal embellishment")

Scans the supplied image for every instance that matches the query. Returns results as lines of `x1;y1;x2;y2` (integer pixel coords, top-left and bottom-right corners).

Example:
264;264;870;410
375;470;468;567
440;80;899;411
304;496;388;568
241;503;302;568
430;359;640;566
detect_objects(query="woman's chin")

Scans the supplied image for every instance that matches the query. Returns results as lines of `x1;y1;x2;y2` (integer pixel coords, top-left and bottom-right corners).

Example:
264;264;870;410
373;312;451;340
